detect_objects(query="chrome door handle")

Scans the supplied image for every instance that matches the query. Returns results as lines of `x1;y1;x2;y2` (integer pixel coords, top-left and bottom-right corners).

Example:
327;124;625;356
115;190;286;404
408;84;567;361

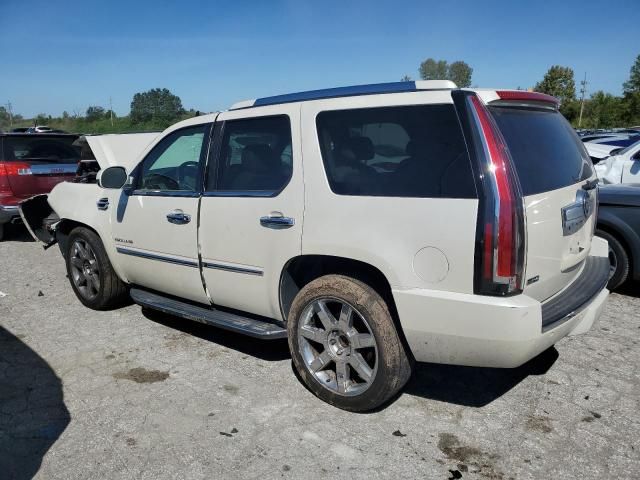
166;210;191;225
260;215;295;229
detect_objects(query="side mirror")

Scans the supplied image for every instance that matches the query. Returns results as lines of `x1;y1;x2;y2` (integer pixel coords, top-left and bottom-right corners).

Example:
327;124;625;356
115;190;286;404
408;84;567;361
97;166;128;189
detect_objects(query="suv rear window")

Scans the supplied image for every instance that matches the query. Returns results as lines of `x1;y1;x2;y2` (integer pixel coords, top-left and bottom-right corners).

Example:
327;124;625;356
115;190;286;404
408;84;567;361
316;105;476;198
489;107;593;196
2;136;80;164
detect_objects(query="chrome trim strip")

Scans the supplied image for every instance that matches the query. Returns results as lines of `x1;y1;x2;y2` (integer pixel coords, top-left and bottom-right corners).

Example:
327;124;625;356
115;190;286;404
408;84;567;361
116;247;199;268
202;190;277;198
30;164;77;175
131;190;200;198
202;261;263;276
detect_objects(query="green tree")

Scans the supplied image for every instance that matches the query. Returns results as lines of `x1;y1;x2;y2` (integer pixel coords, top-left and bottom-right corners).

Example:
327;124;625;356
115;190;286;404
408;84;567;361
400;74;413;81
534;65;577;119
130;88;184;125
447;61;473;88
622;54;640;125
0;106;10;129
584;91;623;128
418;58;473;87
86;105;106;122
419;58;448;81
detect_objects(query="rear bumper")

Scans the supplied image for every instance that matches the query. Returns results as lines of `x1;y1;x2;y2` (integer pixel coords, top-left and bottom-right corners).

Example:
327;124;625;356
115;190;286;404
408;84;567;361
0;204;20;224
393;241;610;368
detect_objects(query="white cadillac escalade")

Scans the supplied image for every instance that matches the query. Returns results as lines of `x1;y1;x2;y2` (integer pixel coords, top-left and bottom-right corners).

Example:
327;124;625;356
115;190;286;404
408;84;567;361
20;81;610;411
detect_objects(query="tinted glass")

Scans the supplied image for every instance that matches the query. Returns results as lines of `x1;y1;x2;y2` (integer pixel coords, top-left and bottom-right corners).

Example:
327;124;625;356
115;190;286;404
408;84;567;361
211;115;292;192
316;105;475;198
138;126;206;192
490;107;593;196
2;136;80;164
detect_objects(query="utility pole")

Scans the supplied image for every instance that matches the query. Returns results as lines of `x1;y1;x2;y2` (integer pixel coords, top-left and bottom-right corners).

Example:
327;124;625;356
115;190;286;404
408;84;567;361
578;72;588;128
5;101;13;127
109;97;114;127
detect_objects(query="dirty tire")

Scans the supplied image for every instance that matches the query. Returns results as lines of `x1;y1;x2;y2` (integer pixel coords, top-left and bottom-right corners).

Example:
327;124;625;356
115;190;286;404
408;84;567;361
596;229;629;290
288;275;412;412
65;227;128;310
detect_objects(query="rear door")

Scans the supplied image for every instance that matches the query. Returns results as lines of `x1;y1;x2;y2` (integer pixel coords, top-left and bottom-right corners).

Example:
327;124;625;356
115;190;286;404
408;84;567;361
1;135;79;198
198;105;304;320
488;102;597;301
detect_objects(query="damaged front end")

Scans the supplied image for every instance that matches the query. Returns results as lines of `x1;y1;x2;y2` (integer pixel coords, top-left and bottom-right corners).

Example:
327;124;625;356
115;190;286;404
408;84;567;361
19;195;59;248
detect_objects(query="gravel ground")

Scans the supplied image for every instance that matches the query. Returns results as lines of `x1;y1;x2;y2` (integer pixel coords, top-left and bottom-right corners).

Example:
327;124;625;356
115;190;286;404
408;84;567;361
0;225;638;480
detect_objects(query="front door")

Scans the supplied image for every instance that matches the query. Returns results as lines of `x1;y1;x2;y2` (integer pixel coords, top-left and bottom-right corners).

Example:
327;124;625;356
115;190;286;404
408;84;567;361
199;106;304;320
111;124;211;304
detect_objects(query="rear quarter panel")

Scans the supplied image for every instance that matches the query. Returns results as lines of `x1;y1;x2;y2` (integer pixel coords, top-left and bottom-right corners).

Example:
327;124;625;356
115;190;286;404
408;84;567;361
300;92;479;293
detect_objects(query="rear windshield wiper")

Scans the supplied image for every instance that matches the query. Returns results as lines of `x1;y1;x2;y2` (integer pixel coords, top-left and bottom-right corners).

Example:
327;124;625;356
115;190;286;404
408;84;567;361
582;178;599;190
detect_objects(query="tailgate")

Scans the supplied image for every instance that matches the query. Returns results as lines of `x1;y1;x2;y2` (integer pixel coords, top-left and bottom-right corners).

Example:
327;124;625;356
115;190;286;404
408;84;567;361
5;163;77;197
522;182;597;301
490;104;597;302
1;135;79;197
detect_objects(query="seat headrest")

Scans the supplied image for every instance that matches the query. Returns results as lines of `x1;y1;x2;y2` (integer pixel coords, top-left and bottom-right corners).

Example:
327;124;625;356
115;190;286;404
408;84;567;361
241;144;277;172
338;136;374;161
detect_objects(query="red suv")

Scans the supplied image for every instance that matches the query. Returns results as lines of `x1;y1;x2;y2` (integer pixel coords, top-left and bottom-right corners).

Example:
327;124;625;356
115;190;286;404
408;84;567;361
0;133;80;240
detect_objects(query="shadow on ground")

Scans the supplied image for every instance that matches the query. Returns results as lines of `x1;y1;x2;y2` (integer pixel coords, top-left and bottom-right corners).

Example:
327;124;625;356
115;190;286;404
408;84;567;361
0;327;70;479
142;308;290;361
615;280;640;299
404;347;559;407
143;307;559;408
1;224;35;243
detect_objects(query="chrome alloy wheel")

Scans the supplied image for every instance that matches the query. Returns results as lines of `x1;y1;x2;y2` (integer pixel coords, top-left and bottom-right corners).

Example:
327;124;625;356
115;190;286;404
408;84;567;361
297;297;378;396
69;239;100;300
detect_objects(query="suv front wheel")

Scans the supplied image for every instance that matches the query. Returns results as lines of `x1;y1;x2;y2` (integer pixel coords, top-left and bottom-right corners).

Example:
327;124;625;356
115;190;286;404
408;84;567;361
65;227;128;310
288;275;412;411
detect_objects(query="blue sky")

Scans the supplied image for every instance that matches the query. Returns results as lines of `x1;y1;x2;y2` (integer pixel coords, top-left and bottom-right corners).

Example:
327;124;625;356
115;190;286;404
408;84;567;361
1;0;638;117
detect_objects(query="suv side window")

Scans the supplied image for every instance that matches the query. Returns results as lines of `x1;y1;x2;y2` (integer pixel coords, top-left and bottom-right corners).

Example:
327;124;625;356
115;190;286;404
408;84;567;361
138;125;207;192
208;115;292;194
316;105;476;198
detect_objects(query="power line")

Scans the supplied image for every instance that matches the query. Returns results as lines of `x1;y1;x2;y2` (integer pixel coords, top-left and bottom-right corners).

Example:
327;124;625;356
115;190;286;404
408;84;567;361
4;101;13;127
578;72;588;128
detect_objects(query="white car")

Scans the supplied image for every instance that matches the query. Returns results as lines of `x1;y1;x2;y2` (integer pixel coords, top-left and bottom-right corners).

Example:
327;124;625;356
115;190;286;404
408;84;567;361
584;141;622;162
594;140;640;185
20;81;609;411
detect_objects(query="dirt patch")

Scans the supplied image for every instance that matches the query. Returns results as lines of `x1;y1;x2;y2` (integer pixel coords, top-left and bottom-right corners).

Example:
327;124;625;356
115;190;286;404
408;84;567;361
113;367;170;384
525;415;553;434
223;384;239;394
438;433;483;463
438;433;503;479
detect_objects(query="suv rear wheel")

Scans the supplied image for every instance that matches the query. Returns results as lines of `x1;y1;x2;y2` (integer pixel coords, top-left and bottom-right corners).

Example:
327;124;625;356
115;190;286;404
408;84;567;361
65;227;128;310
287;275;412;411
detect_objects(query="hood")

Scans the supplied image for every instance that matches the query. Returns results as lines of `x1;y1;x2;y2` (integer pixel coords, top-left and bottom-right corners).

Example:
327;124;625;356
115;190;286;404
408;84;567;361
584;142;619;159
81;132;159;170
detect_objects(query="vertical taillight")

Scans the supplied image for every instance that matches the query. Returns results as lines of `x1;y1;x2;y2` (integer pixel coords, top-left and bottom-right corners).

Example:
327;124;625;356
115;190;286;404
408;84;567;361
0;162;32;198
454;92;526;296
0;164;13;198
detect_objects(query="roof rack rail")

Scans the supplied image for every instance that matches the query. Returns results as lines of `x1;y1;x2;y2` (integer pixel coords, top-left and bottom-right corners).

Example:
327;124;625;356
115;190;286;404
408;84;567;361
229;80;457;110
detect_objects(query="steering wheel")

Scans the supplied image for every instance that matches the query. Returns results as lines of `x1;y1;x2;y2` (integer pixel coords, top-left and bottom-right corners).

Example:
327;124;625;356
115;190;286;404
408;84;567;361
178;161;200;190
142;173;180;191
